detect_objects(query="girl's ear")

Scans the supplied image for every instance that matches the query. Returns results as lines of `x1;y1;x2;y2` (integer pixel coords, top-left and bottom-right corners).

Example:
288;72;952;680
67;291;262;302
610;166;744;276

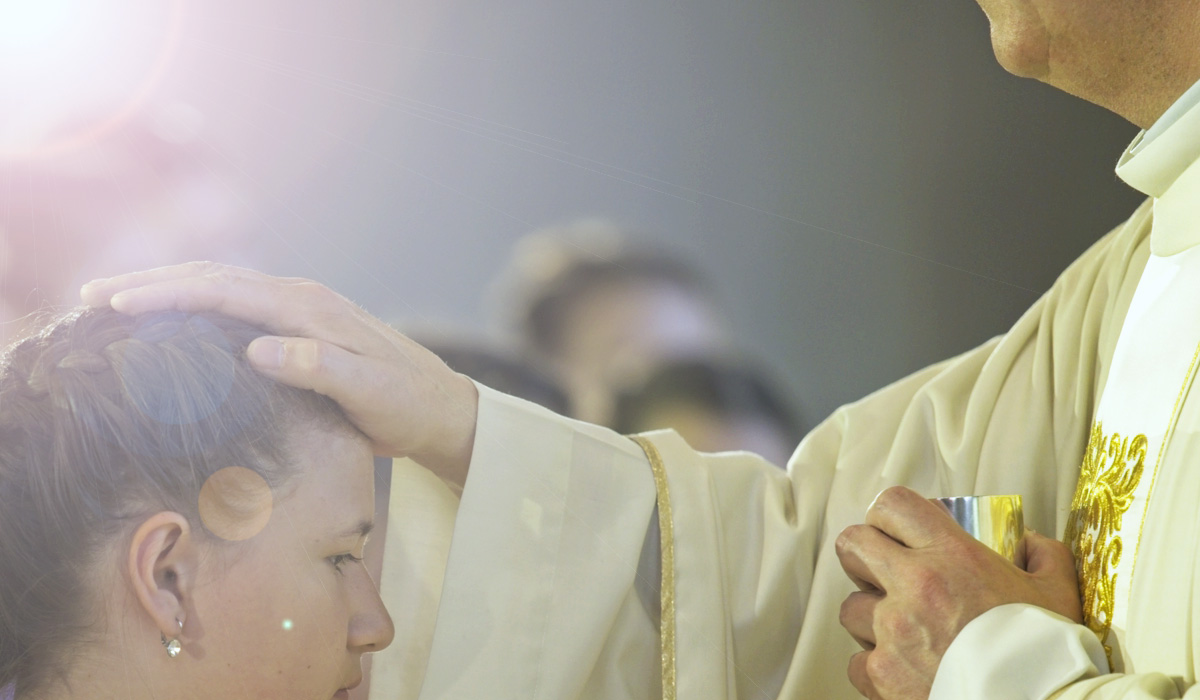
127;512;198;641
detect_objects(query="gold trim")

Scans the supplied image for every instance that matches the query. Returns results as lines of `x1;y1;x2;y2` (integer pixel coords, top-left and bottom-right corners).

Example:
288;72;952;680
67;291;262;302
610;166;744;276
1129;340;1200;596
1065;340;1200;671
631;435;677;700
1064;424;1147;669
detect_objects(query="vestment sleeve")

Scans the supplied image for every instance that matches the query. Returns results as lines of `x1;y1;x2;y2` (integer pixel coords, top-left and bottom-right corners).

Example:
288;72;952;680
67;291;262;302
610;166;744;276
416;384;663;700
407;204;1152;700
932;604;1198;700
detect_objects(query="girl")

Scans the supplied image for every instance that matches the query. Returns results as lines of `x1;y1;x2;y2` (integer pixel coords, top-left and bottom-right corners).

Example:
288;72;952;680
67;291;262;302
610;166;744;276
0;308;393;700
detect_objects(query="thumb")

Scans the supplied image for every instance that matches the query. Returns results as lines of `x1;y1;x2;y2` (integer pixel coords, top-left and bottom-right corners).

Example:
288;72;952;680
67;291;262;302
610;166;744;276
245;335;478;485
247;336;364;393
246;335;398;442
1023;530;1075;577
1022;530;1084;623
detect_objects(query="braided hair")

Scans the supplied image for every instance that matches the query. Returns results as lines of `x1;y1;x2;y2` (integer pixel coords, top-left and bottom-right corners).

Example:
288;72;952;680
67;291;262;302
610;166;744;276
0;307;347;697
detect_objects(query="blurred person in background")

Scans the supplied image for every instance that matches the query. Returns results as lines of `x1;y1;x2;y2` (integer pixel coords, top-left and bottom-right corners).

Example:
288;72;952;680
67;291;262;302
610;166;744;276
612;357;803;469
492;219;729;424
0;105;248;345
420;334;571;416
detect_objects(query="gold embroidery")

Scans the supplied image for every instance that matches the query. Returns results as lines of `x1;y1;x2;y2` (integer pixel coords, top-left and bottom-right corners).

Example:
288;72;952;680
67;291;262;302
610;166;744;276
631;435;676;700
1064;422;1147;669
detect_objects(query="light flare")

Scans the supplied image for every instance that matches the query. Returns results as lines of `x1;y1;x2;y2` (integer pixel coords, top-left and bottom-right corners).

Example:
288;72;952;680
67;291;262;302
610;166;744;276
0;1;75;50
0;0;186;160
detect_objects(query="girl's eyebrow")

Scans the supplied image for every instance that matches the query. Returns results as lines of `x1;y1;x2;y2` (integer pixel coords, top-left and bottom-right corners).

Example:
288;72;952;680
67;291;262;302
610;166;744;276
334;519;375;540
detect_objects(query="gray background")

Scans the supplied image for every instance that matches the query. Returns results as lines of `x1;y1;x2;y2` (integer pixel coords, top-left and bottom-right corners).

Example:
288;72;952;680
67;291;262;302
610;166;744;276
101;0;1150;425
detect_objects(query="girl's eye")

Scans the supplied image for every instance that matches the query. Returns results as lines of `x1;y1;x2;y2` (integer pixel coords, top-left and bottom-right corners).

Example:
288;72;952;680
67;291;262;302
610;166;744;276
329;553;364;574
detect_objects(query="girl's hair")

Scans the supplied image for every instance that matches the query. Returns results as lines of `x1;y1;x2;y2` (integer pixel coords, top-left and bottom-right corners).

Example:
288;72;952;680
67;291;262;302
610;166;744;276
0;307;348;696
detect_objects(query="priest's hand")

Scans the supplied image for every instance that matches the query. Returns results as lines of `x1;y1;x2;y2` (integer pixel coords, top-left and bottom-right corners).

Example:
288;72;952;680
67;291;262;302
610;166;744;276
835;486;1082;700
80;262;478;489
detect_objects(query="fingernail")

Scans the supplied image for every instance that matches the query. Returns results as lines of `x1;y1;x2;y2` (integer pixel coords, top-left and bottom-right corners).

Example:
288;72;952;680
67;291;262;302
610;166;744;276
247;338;284;369
109;290;132;310
80;279;108;304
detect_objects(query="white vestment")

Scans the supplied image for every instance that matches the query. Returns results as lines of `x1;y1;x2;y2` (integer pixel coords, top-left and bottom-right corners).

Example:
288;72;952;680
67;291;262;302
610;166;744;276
371;82;1200;700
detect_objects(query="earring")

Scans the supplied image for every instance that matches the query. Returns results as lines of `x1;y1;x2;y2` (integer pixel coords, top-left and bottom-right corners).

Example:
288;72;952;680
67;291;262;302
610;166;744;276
161;619;183;659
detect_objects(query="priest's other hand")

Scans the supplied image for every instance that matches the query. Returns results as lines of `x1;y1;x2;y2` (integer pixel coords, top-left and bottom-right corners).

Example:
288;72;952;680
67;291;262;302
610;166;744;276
80;262;478;489
835;486;1082;700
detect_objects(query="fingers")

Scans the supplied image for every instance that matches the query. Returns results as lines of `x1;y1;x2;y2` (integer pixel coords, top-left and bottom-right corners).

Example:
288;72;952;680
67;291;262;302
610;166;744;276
865;486;961;550
847;651;881;700
81;262;257;305
247;336;363;392
247;336;422;433
836;524;902;592
81;263;481;483
840;590;881;650
85;266;390;357
1024;530;1074;576
247;335;479;472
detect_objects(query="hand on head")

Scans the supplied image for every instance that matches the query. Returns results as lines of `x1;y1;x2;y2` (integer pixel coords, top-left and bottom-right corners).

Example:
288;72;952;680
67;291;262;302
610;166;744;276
836;486;1082;700
81;262;480;488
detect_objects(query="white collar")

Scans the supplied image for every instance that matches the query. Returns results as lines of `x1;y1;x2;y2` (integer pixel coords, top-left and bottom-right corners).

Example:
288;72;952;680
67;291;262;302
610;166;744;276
1116;79;1200;256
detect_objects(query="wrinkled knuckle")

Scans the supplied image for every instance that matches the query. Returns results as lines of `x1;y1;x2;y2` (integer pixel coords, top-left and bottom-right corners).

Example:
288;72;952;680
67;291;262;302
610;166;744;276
948;535;983;562
877;606;913;641
909;566;949;605
1049;538;1075;558
295;279;323;296
298;280;340;308
864;650;894;690
872;485;908;513
839;595;856;629
210;267;240;288
835;526;858;556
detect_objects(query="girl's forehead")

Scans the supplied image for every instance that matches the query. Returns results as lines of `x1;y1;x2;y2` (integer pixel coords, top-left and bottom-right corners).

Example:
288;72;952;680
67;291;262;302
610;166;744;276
276;429;376;527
